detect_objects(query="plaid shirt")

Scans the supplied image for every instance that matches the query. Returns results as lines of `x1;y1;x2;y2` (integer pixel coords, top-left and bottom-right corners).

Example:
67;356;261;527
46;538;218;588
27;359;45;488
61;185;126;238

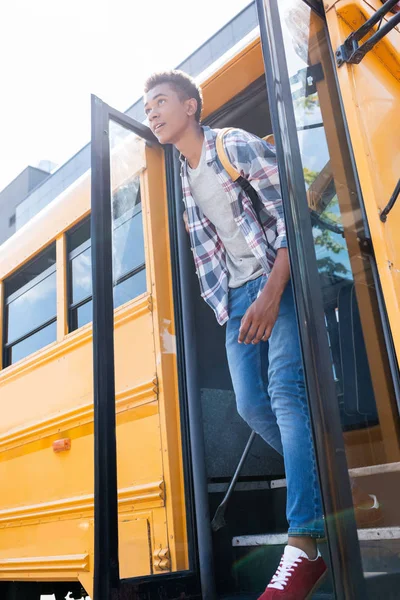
180;126;286;325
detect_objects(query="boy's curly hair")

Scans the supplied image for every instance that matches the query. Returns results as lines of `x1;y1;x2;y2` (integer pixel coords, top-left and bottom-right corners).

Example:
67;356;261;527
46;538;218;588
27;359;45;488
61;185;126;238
144;70;203;123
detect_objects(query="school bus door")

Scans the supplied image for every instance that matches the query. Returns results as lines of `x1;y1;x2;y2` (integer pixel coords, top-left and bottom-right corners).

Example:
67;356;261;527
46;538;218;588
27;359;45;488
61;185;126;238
256;0;400;598
90;96;192;599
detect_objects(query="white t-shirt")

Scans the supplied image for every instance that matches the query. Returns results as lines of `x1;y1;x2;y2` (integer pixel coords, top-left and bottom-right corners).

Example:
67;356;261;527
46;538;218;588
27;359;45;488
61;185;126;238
187;141;263;289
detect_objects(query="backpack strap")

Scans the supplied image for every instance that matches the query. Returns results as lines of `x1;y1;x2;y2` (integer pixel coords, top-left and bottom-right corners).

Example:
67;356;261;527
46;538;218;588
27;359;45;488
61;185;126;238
216;128;241;181
215;128;267;218
216;128;275;178
215;128;276;250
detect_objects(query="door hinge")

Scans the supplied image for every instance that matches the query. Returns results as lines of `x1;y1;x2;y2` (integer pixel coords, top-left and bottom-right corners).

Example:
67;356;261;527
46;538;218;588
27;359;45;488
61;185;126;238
153;547;171;571
336;0;400;66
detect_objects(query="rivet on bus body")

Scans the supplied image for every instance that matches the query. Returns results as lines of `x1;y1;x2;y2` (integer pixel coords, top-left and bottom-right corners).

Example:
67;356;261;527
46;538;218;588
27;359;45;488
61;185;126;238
52;438;71;453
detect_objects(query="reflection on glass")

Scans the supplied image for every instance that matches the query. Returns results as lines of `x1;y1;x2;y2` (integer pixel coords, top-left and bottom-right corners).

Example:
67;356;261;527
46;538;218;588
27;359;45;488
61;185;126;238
7;271;57;344
109;120;146;293
69;219;91;254
278;0;400;566
114;270;146;309
10;321;57;364
71;247;92;305
113;210;145;281
76;300;93;329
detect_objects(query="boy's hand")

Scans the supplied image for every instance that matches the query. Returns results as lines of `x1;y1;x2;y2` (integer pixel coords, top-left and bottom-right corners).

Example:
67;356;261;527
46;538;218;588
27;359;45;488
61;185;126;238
238;291;280;344
238;248;290;345
183;210;189;233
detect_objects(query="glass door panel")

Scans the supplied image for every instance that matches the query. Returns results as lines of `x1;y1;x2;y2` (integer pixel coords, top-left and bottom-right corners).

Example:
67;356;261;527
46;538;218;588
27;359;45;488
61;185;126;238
274;0;400;580
91;98;192;597
109;120;147;307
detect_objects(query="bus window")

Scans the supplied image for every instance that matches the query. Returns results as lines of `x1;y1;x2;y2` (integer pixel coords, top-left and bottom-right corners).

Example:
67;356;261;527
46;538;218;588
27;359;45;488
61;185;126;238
68;218;92;331
3;245;57;366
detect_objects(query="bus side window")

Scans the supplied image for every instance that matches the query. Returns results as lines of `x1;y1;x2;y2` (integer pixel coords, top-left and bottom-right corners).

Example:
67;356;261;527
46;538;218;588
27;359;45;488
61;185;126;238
67;179;146;333
67;218;92;332
3;245;57;367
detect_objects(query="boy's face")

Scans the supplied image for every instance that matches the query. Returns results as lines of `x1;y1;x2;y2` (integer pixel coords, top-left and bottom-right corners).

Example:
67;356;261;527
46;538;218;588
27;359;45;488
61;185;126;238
144;83;196;145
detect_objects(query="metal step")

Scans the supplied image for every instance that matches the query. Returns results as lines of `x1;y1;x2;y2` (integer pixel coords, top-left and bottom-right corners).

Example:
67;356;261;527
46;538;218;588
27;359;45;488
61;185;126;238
359;527;400;541
208;481;271;493
269;462;400;489
350;462;400;477
233;527;400;546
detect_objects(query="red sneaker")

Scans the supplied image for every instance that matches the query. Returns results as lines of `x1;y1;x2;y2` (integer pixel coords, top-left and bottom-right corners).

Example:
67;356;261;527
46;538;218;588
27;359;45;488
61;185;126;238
258;545;327;599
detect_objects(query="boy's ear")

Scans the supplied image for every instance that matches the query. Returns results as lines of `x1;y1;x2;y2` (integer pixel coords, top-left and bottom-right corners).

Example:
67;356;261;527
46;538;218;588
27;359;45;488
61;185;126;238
185;98;198;118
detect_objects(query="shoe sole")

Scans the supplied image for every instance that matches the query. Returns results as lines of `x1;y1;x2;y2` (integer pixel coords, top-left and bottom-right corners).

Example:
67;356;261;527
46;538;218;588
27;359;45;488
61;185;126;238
305;569;328;600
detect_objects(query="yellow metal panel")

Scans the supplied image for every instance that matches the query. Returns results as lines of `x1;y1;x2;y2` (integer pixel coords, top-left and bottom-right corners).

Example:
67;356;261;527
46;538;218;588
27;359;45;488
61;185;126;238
141;144;189;572
0;518;92;581
0;412;164;509
118;518;152;579
0;296;154;434
325;0;400;365
0;379;157;454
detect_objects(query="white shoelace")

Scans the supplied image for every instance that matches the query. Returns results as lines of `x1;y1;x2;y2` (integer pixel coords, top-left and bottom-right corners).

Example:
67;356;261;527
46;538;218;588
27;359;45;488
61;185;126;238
267;555;303;590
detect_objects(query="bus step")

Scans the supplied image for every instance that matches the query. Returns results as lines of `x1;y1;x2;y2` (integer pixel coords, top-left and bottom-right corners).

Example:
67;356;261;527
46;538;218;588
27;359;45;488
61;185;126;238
233;527;400;547
233;533;288;546
359;527;400;540
269;461;400;489
350;462;400;477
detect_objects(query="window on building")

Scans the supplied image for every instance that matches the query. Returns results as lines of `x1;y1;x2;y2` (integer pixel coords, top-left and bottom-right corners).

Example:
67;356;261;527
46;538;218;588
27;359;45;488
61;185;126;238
9;214;16;227
3;245;57;367
67;178;146;332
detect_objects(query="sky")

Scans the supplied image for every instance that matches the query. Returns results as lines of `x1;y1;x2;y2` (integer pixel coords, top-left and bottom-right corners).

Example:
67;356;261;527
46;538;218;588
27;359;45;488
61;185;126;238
0;0;251;193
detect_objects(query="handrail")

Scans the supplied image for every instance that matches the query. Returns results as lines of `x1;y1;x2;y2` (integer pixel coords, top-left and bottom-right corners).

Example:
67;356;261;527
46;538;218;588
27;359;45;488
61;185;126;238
336;0;400;65
380;178;400;222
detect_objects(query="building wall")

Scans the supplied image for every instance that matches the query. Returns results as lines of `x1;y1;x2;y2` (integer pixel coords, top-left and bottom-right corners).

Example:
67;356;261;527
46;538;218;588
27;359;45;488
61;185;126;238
0;167;50;246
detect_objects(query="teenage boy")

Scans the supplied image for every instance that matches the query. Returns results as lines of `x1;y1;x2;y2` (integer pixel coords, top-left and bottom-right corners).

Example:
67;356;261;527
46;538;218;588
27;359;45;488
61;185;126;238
144;70;326;599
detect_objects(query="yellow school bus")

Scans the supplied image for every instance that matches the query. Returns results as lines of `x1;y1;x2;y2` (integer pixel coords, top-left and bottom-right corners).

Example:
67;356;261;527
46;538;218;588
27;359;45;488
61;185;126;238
0;1;399;599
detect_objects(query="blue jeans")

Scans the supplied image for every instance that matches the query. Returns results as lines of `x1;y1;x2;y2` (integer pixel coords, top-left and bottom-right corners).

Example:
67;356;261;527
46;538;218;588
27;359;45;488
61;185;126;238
226;276;324;537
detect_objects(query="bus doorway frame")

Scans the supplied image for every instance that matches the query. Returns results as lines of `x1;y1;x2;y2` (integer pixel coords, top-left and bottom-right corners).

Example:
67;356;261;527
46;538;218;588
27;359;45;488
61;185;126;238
255;0;367;598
